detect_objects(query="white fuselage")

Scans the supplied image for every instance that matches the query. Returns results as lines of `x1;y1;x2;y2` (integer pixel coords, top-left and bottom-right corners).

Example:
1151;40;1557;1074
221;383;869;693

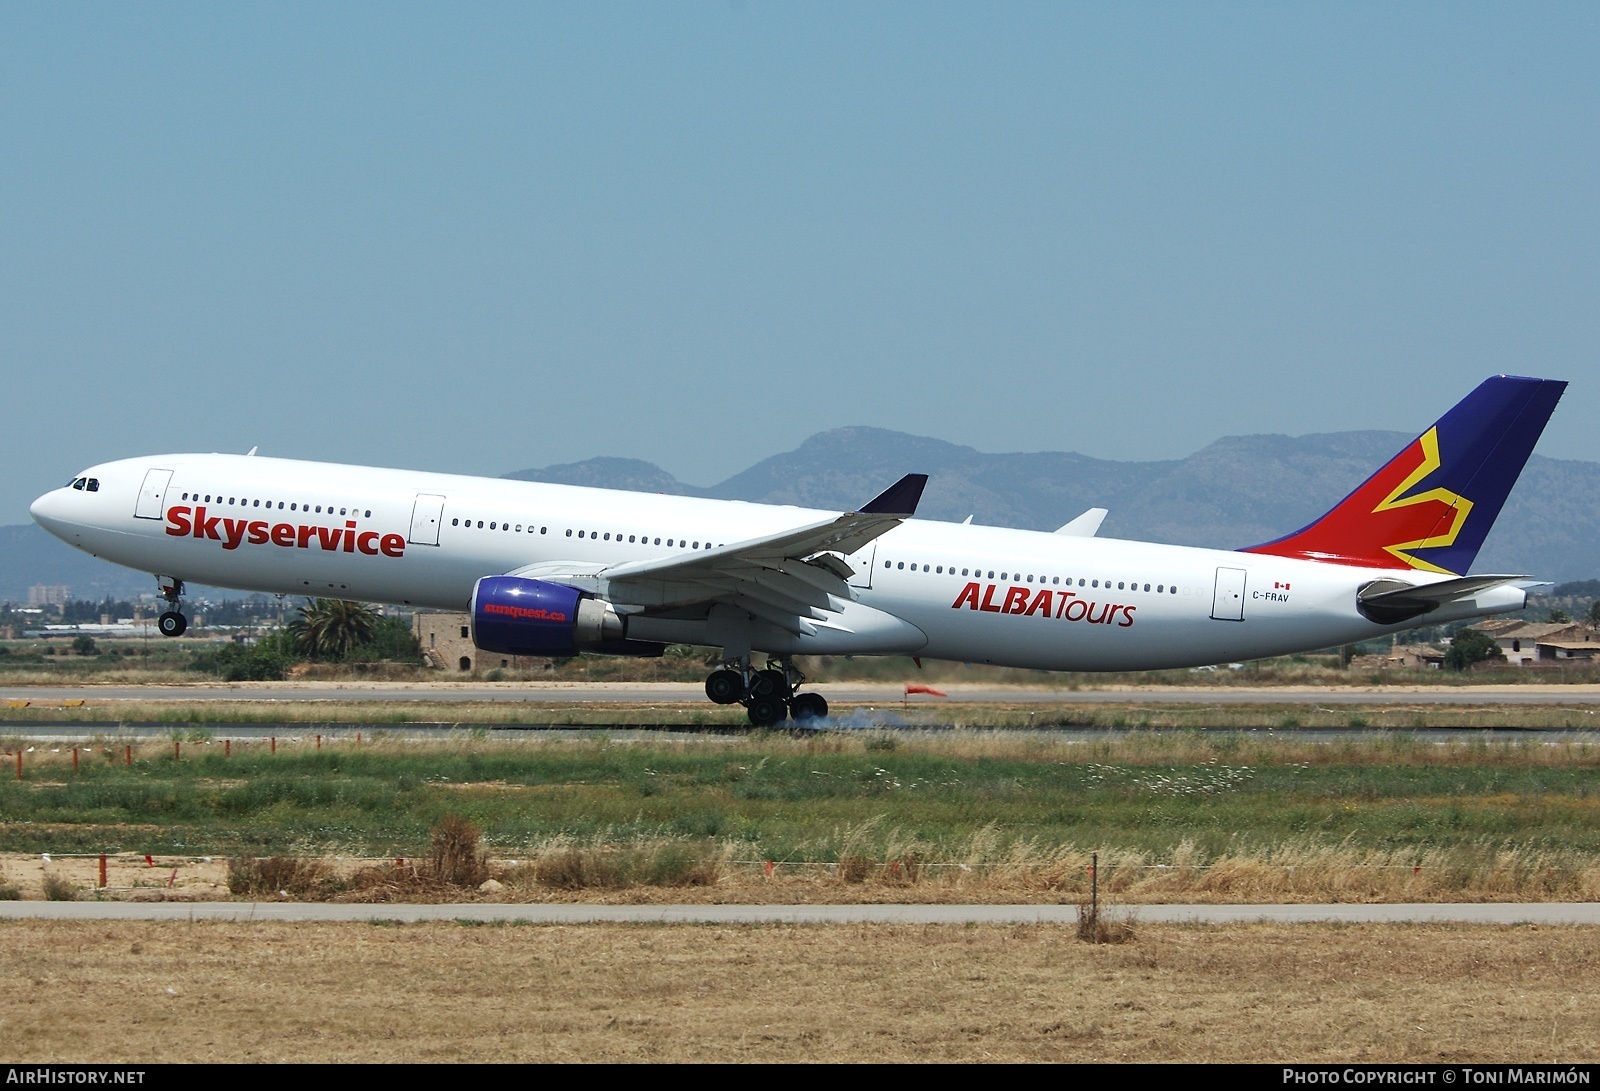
29;453;1525;670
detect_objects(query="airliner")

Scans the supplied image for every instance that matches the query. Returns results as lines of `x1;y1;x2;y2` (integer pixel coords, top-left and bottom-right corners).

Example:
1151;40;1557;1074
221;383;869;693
30;375;1566;725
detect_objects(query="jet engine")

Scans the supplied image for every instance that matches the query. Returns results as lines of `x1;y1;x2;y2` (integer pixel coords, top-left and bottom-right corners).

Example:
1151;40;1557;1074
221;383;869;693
469;575;659;658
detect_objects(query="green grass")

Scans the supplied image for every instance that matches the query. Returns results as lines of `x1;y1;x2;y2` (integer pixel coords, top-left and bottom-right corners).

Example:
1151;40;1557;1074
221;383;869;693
2;733;1597;865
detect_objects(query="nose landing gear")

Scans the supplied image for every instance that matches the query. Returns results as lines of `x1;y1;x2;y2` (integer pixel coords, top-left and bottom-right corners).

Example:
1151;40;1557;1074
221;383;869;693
704;657;829;727
155;576;188;638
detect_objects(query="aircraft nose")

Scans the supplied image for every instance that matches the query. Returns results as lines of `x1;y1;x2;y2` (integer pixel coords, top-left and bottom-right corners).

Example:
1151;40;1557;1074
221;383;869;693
30;489;68;535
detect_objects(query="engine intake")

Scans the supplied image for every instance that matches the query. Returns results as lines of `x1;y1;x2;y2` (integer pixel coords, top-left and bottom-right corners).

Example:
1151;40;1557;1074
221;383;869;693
470;575;626;658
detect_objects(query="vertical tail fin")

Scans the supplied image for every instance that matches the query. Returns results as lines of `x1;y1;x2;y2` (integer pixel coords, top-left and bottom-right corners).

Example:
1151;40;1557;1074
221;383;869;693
1242;375;1566;575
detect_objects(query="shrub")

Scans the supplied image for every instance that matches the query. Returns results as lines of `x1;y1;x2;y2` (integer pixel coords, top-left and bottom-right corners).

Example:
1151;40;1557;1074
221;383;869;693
1076;901;1135;944
836;855;870;883
42;874;80;901
1445;630;1506;671
228;855;333;898
427;816;488;888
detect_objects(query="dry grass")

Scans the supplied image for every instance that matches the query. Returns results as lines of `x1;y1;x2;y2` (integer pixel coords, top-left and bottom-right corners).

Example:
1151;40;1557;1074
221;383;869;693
9;831;1600;906
0;920;1595;1062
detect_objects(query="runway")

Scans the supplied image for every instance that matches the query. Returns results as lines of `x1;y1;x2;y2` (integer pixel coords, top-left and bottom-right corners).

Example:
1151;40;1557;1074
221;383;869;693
5;680;1600;706
2;900;1598;925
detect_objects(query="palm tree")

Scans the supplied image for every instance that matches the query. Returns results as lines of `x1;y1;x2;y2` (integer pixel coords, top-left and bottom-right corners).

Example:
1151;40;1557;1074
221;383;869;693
290;599;379;660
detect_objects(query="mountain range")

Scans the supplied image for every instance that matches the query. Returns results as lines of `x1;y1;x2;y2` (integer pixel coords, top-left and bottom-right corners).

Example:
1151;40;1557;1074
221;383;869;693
3;427;1595;602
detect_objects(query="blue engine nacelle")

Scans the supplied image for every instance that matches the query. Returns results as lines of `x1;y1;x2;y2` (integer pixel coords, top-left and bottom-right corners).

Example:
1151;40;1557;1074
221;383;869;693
470;575;627;658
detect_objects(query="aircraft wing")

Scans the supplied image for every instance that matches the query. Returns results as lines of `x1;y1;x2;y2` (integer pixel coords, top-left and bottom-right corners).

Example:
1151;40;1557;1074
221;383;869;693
582;474;927;633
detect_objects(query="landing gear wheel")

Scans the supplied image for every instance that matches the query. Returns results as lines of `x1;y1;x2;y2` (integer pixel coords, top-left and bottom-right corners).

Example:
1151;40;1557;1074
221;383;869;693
748;668;791;700
790;692;829;723
705;669;746;705
157;611;187;638
746;694;789;727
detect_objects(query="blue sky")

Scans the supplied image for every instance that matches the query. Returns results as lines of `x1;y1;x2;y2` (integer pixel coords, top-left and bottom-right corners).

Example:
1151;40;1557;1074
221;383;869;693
3;3;1596;524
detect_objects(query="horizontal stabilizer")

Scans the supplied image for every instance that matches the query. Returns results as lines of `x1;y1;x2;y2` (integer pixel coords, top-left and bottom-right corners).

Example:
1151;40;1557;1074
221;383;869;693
1357;574;1527;625
1055;508;1108;537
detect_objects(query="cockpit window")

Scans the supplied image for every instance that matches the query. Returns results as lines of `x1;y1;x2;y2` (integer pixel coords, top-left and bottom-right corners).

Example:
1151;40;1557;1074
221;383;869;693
69;477;86;491
85;478;99;492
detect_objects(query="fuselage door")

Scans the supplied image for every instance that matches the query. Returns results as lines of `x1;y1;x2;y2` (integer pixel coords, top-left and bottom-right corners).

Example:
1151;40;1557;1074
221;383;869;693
134;469;173;520
1211;567;1246;621
848;542;876;590
408;494;446;546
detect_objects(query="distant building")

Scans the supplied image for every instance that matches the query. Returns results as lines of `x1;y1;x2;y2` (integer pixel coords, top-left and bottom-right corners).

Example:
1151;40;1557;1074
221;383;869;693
411;611;547;672
1467;620;1600;667
1350;644;1446;671
27;585;69;607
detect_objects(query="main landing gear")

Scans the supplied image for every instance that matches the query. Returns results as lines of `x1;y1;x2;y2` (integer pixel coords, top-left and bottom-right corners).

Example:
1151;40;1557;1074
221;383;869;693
704;657;829;728
155;576;188;637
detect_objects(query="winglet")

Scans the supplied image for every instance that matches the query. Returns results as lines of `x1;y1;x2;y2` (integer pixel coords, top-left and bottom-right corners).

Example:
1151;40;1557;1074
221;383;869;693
858;473;928;516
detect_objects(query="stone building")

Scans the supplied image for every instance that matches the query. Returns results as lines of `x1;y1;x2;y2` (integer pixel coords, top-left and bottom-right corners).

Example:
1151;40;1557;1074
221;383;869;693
412;611;477;671
1467;619;1600;667
411;611;550;672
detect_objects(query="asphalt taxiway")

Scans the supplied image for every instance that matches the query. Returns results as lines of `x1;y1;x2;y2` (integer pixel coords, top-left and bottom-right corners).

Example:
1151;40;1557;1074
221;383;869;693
2;901;1597;925
4;681;1599;706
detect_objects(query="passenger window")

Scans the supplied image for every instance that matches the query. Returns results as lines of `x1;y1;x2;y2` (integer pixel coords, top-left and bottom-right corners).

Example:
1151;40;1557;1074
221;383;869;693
885;560;892;568
452;519;459;526
936;566;942;574
986;571;994;579
897;562;904;569
566;529;573;537
1144;583;1150;592
1026;575;1033;583
365;510;372;518
477;521;484;529
578;530;585;538
541;527;548;534
1092;580;1099;588
491;522;497;530
629;535;635;543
